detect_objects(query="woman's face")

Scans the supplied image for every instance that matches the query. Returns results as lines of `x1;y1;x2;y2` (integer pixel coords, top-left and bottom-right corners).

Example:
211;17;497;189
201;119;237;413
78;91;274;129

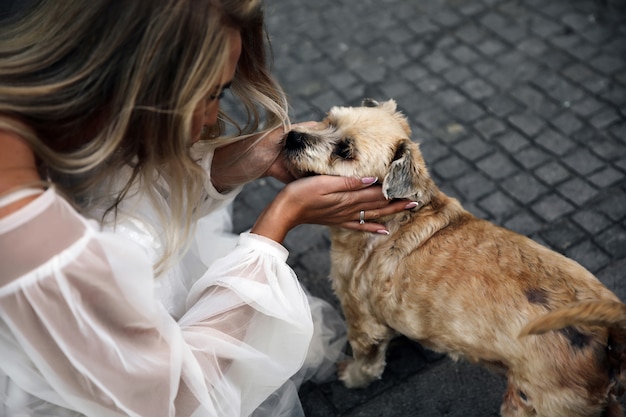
192;27;242;143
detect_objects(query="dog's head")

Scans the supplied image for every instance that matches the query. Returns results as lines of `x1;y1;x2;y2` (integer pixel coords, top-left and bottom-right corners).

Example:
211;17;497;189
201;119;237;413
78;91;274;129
284;99;436;203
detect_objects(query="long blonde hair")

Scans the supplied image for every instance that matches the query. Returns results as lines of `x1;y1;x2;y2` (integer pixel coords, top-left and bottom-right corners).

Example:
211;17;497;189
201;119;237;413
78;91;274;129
0;0;289;274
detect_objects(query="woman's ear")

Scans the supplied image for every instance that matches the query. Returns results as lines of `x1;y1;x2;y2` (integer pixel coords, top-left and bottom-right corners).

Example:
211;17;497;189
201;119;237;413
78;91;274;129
382;140;434;201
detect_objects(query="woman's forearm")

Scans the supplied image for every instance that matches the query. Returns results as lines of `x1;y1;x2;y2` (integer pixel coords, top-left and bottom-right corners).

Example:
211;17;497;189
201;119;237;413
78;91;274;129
210;129;285;193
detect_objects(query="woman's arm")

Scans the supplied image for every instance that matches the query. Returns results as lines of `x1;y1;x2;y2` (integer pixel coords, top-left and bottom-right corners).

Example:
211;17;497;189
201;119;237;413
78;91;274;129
209;122;318;192
210;128;288;193
0;193;312;417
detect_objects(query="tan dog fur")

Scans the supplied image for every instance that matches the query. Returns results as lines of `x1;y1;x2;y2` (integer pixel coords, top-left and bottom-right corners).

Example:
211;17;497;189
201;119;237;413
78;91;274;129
283;99;626;417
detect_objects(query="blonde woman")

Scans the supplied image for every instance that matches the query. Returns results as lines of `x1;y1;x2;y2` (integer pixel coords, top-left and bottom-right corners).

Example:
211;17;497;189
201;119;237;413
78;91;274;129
0;0;411;416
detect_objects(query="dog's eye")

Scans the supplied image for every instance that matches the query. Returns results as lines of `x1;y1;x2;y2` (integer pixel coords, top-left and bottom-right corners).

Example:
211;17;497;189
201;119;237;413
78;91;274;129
333;138;354;160
518;391;528;402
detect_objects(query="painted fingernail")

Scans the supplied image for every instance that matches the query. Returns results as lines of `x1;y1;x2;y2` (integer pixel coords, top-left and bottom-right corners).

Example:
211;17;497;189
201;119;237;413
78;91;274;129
404;201;419;209
361;176;378;185
376;229;390;235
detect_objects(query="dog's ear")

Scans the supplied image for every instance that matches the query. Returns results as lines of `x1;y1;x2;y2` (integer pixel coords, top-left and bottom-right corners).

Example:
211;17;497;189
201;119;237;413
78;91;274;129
361;98;397;114
362;99;411;136
362;98;380;107
382;139;434;202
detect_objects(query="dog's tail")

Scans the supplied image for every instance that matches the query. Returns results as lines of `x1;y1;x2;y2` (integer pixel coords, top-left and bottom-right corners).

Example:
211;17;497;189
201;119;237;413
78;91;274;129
519;300;626;337
519;300;626;338
519;300;626;417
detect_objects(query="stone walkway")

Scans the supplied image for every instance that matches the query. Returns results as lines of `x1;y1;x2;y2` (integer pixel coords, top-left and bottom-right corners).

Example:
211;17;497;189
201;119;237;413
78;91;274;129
233;0;626;415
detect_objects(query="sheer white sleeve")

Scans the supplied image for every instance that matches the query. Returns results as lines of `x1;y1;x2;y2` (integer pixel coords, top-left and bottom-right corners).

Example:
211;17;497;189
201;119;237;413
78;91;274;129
0;189;313;417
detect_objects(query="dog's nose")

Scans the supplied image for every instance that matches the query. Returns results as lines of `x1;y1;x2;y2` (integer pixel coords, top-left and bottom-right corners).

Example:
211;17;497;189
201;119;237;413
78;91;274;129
285;130;307;151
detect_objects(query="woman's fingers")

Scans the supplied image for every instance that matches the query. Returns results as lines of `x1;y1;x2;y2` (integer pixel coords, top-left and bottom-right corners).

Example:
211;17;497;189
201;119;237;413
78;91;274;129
306;176;414;228
340;221;391;234
251;173;417;243
343;199;413;234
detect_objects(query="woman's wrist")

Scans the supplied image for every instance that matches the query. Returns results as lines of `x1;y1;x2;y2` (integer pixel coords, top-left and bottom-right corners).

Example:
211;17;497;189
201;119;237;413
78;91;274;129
250;193;297;244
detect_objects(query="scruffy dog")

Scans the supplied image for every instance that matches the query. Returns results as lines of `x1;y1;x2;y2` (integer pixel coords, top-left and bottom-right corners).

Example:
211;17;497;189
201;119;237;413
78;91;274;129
283;99;626;417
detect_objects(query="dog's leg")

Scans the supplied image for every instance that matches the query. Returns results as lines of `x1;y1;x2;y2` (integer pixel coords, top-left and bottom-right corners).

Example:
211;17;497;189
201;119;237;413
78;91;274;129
339;322;394;388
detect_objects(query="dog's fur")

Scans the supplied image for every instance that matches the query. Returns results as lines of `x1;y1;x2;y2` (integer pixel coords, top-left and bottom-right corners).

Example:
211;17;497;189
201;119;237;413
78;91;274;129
283;99;626;417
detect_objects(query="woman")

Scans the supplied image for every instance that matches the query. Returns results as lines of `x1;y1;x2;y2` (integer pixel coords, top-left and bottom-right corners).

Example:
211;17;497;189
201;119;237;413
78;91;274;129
0;0;411;416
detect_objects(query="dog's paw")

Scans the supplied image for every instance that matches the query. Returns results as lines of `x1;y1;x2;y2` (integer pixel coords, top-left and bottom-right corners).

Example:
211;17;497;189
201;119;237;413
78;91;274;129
337;360;378;389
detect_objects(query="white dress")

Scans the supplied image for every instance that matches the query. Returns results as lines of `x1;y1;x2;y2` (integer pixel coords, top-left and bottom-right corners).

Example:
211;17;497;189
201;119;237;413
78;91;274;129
0;150;346;417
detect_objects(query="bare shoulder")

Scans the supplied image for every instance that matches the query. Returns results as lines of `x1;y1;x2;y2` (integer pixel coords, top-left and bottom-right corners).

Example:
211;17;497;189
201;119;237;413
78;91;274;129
0;129;42;218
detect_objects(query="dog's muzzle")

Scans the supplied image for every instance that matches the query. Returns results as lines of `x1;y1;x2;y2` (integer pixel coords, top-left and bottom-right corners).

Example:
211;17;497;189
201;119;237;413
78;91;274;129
285;130;308;152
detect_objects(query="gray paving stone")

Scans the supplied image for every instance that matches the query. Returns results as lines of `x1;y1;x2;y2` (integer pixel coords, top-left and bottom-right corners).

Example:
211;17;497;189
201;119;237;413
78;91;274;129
558;177;600;206
496;130;530;153
590;108;623;129
529;14;563;38
532;194;575;222
534;160;571;186
454;23;486;43
512;147;551;170
432;154;472;180
473;117;506;140
475;38;506;56
476;152;519;179
455;135;493;161
589;167;625;188
451;101;486;123
570;96;606;117
504;211;543;236
502;172;547;203
593;192;626;222
566;239;611;273
550;111;585;135
435;88;467;108
420;140;451;164
562;62;597;83
596;226;626;258
535;128;576;156
609;123;626;145
484;94;521;117
478;190;521;220
454;171;497;201
540;219;587;251
599;258;626;300
572;209;613;234
461;78;496;100
510;85;560;119
563;148;606;176
416;76;446;94
508;112;546;137
534;76;587;105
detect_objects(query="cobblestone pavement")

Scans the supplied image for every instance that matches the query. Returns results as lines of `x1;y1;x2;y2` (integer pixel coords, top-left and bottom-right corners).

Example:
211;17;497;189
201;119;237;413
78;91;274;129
233;0;626;415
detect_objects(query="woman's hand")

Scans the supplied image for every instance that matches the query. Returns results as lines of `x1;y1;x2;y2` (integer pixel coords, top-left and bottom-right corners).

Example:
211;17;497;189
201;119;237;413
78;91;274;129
250;175;413;244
